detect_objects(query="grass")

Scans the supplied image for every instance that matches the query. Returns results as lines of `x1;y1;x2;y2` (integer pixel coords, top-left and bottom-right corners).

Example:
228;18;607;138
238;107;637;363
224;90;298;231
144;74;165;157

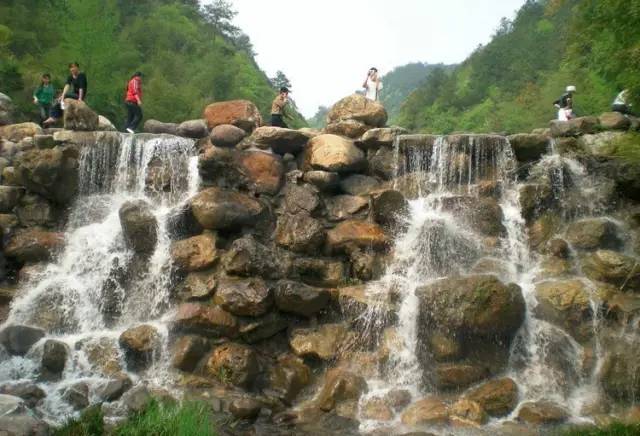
54;400;216;436
558;422;640;436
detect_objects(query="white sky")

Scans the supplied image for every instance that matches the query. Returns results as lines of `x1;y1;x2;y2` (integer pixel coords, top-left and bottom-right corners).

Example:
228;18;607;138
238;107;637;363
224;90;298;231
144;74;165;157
227;0;526;117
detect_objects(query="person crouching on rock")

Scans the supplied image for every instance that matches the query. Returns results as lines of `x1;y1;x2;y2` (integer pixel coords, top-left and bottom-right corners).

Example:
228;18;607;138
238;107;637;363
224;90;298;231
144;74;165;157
33;73;54;126
363;67;383;101
612;89;636;116
271;87;291;128
554;85;575;121
43;62;88;126
124;72;143;134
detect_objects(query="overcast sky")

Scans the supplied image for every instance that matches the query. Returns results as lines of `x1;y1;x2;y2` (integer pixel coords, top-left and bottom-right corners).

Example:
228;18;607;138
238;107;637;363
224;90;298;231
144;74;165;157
227;0;526;117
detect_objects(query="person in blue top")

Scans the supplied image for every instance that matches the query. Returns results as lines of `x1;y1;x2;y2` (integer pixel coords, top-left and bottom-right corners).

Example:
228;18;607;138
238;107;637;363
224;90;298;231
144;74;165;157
33;74;54;125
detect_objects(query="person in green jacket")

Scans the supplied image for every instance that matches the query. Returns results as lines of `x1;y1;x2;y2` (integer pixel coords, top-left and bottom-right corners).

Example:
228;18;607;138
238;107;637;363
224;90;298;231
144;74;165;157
33;74;54;124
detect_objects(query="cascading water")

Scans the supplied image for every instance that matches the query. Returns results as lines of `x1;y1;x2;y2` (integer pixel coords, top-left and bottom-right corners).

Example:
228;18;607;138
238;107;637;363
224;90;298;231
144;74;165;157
0;132;198;422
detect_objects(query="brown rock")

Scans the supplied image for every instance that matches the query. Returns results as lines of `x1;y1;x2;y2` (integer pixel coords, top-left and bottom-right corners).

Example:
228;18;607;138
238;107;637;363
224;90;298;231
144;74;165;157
178;270;217;300
209;124;247;147
372;189;409;229
327;94;388;127
435;363;490;390
204;342;259;388
401;397;449;426
4;229;64;262
274;280;330;317
517;401;568;425
190;187;264;230
534;279;592;340
203;100;262;132
177;119;208;138
13;147;78;204
465;377;518;417
316;368;368;411
289;323;347;360
250;126;309;154
292;257;346;287
326;220;388;253
214;277;273;317
361;397;395;421
428;333;462;362
275;213;325;253
0;185;25;213
237;150;284;195
119;200;158;254
63;99;99;131
223;235;292;279
449;399;488;427
118;324;160;371
268;354;311;404
171;335;209;372
0;122;42;142
325;119;370;139
324;195;369;222
340;174;380;195
229;397;262;420
307;134;366;174
78;337;123;377
599;111;631;130
172;303;238;337
566;218;622;250
581;250;640;291
170;233;217;272
303;170;340;192
360;126;408;148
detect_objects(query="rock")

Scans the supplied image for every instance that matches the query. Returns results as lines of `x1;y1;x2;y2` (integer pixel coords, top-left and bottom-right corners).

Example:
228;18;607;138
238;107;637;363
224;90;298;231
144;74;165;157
303;170;340;192
41;339;68;379
401;397;449;426
613;161;640;201
0;413;49;436
326;220;388;253
274;280;330;317
0;185;24;213
268;354;311;404
1;166;21;186
325;195;369;222
340;174;380;195
13;147;78;204
316;368;368;412
327;94;387;127
203;100;262;132
118;324;160;371
325;119;370;139
360;126;408;148
367;146;396;180
289;323;347;360
581;250;640;291
210;124;247;147
143;119;179;135
577;131;626;156
0;122;42;142
62;382;89;409
427;333;463;362
4;229;64;262
204;342;259;388
250;127;309;154
178;119;208;138
517;401;568;425
547;238;570;259
170;233;218;272
518;183;552;222
0;382;45;408
0;93;14;125
469;197;506;237
449;399;488;427
33;134;55;149
372;189;409;230
275;213;325;253
0;393;28;416
120;385;174;413
282;183;320;214
600;340;640;400
434;363;490;390
529;213;561;250
171;335;209;372
173;303;238;338
292;257;346;287
96;374;132;402
348;247;386;281
178;270;217;301
237;150;284;195
15;194;58;228
550;116;600;137
507;134;549;163
63;99;99;131
599;111;631;130
119;200;157;254
229;397;262;420
465;377;518;417
307;134;366;174
565;218;622;250
77;337;123;377
191;187;263;230
223;235;291;279
214;277;273;317
533;280;592;340
238;311;288;343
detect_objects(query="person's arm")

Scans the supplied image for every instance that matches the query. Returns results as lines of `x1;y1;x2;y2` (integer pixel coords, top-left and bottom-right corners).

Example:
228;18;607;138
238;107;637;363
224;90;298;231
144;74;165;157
77;73;87;101
363;76;369;88
61;84;70;100
135;79;142;105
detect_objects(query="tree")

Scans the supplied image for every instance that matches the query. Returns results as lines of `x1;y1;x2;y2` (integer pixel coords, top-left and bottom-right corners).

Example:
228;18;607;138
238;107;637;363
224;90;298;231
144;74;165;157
232;32;255;56
201;0;239;40
270;71;292;90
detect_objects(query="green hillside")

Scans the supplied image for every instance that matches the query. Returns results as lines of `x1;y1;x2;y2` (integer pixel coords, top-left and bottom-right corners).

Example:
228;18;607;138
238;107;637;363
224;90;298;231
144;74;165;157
397;0;640;134
0;0;306;128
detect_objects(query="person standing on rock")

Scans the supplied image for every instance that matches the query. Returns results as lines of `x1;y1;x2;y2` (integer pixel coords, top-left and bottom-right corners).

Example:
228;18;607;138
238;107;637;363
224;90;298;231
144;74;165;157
271;87;291;128
363;67;383;101
43;62;88;126
554;85;575;121
33;73;54;125
124;72;143;133
612;89;635;116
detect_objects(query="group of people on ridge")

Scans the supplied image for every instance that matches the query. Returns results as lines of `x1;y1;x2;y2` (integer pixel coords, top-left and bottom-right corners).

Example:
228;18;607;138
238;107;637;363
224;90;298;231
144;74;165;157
554;85;635;120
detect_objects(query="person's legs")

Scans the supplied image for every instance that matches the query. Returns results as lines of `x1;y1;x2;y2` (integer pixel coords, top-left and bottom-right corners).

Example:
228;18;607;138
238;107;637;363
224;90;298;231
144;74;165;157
38;103;49;124
124;102;135;131
271;114;287;128
131;104;143;131
44;103;63;126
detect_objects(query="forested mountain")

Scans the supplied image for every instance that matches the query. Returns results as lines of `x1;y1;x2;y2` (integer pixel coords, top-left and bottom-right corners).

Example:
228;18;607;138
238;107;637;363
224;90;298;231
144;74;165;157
397;0;640;134
0;0;306;127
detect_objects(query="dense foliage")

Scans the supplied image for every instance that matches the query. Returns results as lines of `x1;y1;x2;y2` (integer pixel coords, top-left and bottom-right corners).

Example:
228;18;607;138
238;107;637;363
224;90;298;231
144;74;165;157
0;0;305;128
397;0;640;134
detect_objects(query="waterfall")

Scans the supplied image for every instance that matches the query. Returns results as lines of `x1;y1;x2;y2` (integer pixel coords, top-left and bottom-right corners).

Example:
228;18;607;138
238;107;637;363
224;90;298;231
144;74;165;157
0;133;198;422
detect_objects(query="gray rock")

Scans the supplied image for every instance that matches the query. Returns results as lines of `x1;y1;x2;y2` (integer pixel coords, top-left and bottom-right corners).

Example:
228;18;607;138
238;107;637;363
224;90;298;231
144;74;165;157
96;375;132;402
0;185;24;213
274;280;330;317
274;213;325;253
177;119;208;138
550;116;600;137
143;120;179;136
359;127;408;148
63;99;99;131
213;277;273;317
41;339;69;379
15;194;58;228
340;174;380;195
0;382;45;408
565;218;622;250
507;134;549;163
303;171;340;192
210;124;247;147
119;200;158;254
0;325;45;356
223;236;291;279
61;382;89;410
325;195;369;222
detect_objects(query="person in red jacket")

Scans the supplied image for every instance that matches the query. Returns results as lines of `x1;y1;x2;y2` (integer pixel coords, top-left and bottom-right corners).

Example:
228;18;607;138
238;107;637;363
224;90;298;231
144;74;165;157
124;72;143;133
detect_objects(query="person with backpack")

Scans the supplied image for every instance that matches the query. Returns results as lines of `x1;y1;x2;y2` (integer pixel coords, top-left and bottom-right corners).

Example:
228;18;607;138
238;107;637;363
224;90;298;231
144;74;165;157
124;72;143;133
33;73;54;125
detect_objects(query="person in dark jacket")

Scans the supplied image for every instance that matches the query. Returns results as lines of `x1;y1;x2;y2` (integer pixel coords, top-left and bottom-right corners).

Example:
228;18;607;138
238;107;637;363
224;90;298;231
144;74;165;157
124;72;143;133
43;62;88;126
554;85;576;121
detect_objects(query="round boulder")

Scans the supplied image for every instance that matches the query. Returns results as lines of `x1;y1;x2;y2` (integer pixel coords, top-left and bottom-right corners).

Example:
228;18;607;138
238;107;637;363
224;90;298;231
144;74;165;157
237;150;284;195
118;324;160;371
210;124;247;147
119;200;158;254
203;100;262;133
170;232;217;272
250;126;309;155
213;277;273;317
190;187;264;230
0;325;45;356
401;397;449;426
275;213;325;253
0;123;42;142
204;342;259;388
274;280;330;317
327;94;388;127
463;377;518;417
326;220;388;253
63;99;99;131
177;119;208;139
143;120;178;135
289;323;347;360
172;303;238;338
307;134;366;174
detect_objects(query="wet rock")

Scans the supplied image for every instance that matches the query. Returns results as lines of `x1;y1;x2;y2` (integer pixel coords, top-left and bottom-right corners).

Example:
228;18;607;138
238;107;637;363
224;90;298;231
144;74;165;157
204;342;259;388
13;147;78;204
327;94;387;127
577;131;626;156
282;183;320;215
289;323;347;360
550;116;600;137
41;339;68;379
0;325;45;356
203;100;262;133
316;368;368;411
401;397;449;426
62;382;89;410
0;412;49;436
368;145;396;180
507;134;549;163
223;235;291;279
340;174;380;195
464;377;519;417
470;257;513;278
178;270;217;301
469;197;506;237
372;189;409;230
0;213;18;236
177;119;208;138
229;397;262;420
303;170;340;192
581;250;640;291
434;363;490;390
518;183;552;222
325;195;369;222
250;126;309;155
121;385;155;413
63;99;99;131
360;126;408;148
77;337;123;377
361;397;394;421
214;277;273;317
268;354;311;404
0;122;42;142
15;193;59;228
191;187;263;230
274;280;330;317
528;213;561;250
170;232;218;272
171;335;209;372
534;279;592;341
599;111;631;130
348;247;386;281
0;186;24;213
307;134;366;174
292;257;346;287
210;124;247;147
143;119;179;135
599;340;640;401
237;150;284;195
428;332;463;362
325;119;370;139
274;213;325;253
326;220;388;253
449;398;488;427
119;200;158;254
517;401;568;425
547;238;570;259
238;311;288;343
172;303;238;338
0;382;45;409
96;374;132;402
119;324;160;371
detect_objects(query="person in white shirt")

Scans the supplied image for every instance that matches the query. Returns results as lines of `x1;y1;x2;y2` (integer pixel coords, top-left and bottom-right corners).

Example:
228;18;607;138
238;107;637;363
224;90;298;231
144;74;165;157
612;89;635;116
363;67;383;101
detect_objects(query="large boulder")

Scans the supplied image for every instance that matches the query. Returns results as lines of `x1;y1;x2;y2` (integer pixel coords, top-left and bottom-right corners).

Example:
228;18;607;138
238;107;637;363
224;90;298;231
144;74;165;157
223;235;291;279
237;150;284;195
41;339;69;379
507;134;549;163
204;342;259;388
326;220;388;253
534;279;592;340
327;94;387;127
119;324;160;371
190;187;263;230
15;194;58;228
97;115;116;131
119;200;158;254
170;232;217;272
359;126;408;148
250;126;309;155
0;122;42;142
565;218;622;251
172;303;238;337
0;93;14;125
325;195;369;222
282;183;320;214
316;368;368;412
434;363;490;391
372;189;409;230
600;339;640;401
340;174;380;196
210;124;247;147
4;229;64;262
63;99;99;131
143;120;179;136
171;335;209;372
178;270;217;301
0;325;45;356
581;250;640;291
463;377;518;417
213;277;273;317
275;213;325;253
517;401;568;425
203;100;262;133
13;147;78;204
289;323;347;360
274;280;330;317
599;111;631;130
324;119;370;139
550;116;600;137
306;134;366;174
577;131;626;156
401;397;449;426
177;119;208;138
0;382;46;409
268;354;311;404
303;170;340;192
